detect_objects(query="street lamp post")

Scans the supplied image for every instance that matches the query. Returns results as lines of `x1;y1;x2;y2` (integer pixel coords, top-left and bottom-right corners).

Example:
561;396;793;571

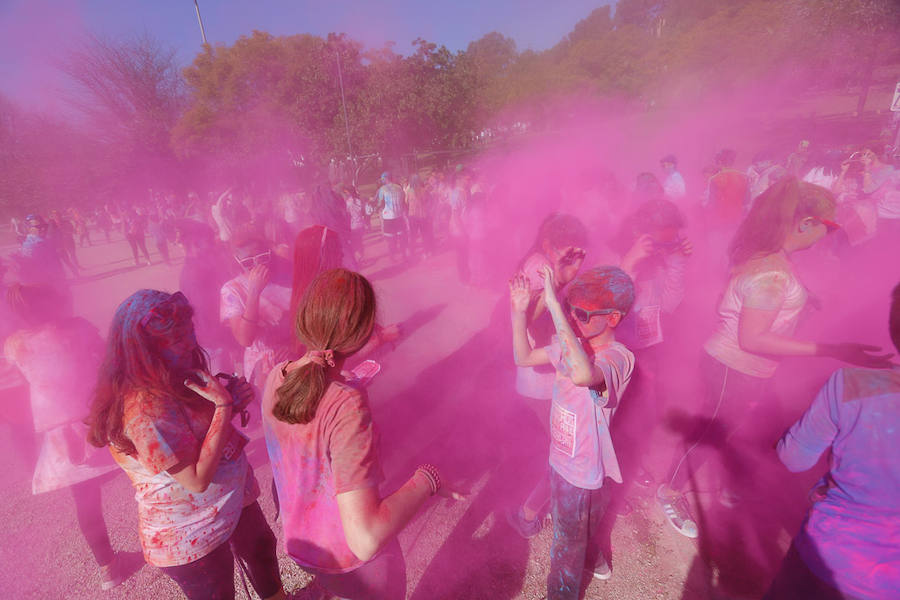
193;0;208;45
335;51;353;159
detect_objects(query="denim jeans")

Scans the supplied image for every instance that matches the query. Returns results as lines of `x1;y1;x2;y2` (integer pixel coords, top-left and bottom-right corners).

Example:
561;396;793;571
547;470;610;600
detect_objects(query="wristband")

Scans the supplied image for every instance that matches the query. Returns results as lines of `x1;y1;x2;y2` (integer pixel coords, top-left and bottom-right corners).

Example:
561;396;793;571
416;463;441;496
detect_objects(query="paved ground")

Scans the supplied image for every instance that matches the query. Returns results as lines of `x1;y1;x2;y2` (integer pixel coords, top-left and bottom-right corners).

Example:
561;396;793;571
0;227;826;600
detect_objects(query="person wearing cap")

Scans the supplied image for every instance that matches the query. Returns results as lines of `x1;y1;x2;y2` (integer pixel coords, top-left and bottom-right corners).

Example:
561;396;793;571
510;264;636;596
374;171;408;262
660;154;686;200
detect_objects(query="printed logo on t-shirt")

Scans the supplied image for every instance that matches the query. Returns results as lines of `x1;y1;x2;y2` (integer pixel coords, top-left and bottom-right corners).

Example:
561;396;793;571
635;304;663;347
550;402;576;458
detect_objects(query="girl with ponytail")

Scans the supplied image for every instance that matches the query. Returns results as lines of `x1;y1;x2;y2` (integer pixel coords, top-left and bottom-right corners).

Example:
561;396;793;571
262;268;461;600
656;177;894;540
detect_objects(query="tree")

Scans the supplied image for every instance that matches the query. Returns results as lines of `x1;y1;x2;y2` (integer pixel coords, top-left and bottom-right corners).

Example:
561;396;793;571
59;33;186;194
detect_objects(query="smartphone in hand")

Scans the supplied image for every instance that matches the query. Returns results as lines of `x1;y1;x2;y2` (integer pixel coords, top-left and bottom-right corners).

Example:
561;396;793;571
344;360;381;387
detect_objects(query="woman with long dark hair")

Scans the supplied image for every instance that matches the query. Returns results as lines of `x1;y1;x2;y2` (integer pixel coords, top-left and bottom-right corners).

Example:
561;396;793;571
656;178;893;539
289;225;399;356
262;268;460;600
86;289;286;600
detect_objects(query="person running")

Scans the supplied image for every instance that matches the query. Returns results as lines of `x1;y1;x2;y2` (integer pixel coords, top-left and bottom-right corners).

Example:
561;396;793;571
763;281;900;600
506;214;589;538
375;172;408;262
404;174;434;257
656;177;894;539
611;198;692;491
341;185;368;264
123;209;152;266
4;284;129;591
86;289;286;600
262;268;461;600
510;265;636;596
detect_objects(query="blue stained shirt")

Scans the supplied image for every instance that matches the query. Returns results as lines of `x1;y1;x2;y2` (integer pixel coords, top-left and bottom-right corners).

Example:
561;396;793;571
376;183;405;221
777;367;900;600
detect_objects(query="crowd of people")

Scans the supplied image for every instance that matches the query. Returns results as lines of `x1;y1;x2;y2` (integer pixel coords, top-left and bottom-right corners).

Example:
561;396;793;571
1;131;899;600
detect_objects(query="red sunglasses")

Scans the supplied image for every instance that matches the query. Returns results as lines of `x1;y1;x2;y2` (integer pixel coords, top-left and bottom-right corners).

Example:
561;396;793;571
815;217;840;233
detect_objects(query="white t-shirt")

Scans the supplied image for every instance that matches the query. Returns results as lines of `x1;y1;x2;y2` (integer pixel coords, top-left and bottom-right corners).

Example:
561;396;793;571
663;171;686;200
705;267;807;378
220;274;292;382
545;337;634;489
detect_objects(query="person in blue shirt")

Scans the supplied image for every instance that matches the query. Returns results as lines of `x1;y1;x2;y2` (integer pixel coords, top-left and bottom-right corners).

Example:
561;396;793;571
764;281;900;600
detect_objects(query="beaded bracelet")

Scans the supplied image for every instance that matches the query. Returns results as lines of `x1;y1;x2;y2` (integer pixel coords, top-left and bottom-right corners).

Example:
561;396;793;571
415;464;441;496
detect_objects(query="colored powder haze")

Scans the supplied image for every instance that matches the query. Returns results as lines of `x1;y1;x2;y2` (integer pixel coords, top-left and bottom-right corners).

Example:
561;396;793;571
0;1;899;599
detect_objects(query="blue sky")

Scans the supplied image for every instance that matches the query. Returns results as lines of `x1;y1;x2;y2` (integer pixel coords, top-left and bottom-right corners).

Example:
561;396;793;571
0;0;613;109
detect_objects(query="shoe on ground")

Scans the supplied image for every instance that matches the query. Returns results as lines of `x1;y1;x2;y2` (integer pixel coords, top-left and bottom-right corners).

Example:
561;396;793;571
584;554;612;580
99;551;144;591
505;506;542;538
656;484;698;539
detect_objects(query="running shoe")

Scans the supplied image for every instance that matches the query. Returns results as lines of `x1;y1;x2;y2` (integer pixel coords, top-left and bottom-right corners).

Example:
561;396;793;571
585;554;612;580
656;484;698;538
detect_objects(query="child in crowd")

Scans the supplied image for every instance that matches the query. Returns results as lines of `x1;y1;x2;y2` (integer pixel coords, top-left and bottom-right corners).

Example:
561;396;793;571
506;213;589;538
510;264;635;599
262;268;461;600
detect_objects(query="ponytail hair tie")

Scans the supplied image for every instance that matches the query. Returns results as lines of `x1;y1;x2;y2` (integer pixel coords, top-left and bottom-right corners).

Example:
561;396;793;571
305;349;335;368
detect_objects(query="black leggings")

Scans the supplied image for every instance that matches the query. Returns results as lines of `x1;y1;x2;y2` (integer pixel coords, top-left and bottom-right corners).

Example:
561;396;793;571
665;352;773;492
159;502;281;600
70;477;115;566
126;234;151;264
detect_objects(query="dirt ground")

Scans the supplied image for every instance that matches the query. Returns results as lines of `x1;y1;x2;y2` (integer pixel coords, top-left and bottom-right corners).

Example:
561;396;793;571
0;220;817;600
3;86;897;596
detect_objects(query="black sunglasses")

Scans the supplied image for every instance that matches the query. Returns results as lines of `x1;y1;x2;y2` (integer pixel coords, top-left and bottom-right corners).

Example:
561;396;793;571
569;304;617;324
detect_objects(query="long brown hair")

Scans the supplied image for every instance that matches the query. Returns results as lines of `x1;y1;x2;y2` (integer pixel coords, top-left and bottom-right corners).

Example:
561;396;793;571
275;268;376;424
728;177;835;267
290;225;344;319
86;290;208;455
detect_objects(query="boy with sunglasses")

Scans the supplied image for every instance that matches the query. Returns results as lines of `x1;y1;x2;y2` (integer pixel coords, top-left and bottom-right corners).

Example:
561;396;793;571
510;264;635;599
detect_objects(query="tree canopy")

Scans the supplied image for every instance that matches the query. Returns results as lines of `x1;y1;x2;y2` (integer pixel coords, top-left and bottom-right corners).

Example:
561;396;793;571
2;0;898;214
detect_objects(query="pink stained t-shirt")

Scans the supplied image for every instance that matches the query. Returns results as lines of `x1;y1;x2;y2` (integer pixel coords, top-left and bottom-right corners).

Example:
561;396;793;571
545;336;635;490
261;363;384;574
112;392;258;567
